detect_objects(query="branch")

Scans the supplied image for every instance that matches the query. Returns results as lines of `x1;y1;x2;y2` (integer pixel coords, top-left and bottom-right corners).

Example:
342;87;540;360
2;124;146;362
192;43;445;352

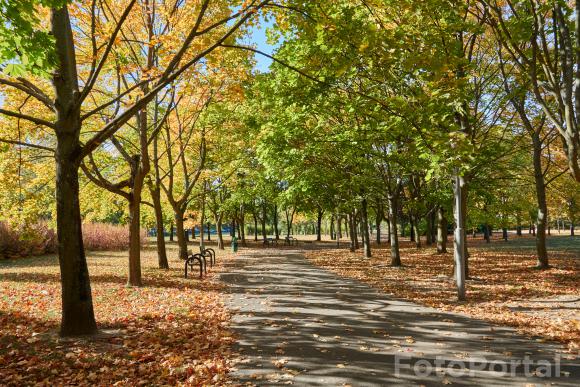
78;0;137;105
0;138;54;153
0;108;55;129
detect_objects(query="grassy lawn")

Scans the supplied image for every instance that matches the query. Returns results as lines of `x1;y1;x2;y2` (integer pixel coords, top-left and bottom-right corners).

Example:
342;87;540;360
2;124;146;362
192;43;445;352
0;242;234;386
305;234;580;354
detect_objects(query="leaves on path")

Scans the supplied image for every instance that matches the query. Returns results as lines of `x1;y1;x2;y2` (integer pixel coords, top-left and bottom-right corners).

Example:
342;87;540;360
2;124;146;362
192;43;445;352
0;246;236;385
305;237;580;353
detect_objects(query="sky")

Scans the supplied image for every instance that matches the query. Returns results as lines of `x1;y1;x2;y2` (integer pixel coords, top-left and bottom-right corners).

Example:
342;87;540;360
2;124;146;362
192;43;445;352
246;18;278;73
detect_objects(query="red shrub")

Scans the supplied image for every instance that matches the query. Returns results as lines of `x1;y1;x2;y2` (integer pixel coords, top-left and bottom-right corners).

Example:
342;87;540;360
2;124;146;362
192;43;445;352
82;222;146;251
0;222;57;260
0;222;145;259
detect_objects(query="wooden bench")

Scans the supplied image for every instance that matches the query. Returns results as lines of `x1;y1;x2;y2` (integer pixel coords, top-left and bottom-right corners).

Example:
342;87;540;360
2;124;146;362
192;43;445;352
263;237;277;247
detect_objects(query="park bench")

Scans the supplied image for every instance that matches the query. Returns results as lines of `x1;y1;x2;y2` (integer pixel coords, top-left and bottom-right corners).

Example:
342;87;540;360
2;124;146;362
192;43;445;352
284;236;297;246
263;237;277;247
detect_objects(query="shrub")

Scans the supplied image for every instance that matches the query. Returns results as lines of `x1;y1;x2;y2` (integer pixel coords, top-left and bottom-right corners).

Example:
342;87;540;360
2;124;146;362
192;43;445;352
0;222;57;260
0;221;145;259
82;222;146;252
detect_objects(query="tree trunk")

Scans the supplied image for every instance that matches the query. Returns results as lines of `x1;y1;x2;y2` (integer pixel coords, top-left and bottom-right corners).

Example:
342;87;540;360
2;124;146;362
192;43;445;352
127;168;143;287
348;213;356;252
316;207;324;242
174;208;188;261
150;184;169;269
51;5;97;337
436;206;447;254
413;215;421;248
410;218;416;242
532;131;549;268
206;222;211;241
502;228;508;241
453;173;466;301
483;224;490;243
352;211;359;250
273;205;280;240
169;223;174;241
55;144;98;336
375;212;382;245
385;217;391;243
388;194;401;266
216;215;224;250
253;213;258;241
361;199;371;258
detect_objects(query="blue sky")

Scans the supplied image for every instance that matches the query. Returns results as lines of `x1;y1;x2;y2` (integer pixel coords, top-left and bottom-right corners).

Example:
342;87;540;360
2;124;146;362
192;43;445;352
246;18;278;73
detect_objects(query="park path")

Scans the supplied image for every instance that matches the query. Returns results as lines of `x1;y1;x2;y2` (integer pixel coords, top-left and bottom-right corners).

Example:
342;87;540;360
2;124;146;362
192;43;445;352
220;248;579;386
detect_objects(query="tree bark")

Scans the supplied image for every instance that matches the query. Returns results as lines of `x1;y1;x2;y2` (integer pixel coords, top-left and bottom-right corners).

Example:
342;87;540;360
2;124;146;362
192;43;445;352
216;216;224;250
316;207;324;242
348;213;356;252
532;131;549;268
52;6;98;336
55;142;98;336
436;206;447;254
273;205;280;240
253;212;258;241
361;199;371;258
150;184;169;269
453;173;466;301
375;211;382;245
174;208;188;261
388;194;401;266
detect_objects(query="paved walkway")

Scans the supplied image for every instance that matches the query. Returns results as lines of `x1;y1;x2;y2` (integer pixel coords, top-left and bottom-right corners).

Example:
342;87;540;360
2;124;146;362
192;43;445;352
221;249;579;386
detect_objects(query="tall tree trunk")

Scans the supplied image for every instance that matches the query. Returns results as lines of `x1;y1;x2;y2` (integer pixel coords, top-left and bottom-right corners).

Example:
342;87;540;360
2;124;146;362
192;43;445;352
388;194;401;266
240;208;246;245
253;213;258;241
361;199;371;258
414;215;421;248
150;184;168;269
385;217;391;244
206;222;211;241
52;5;97;337
453;173;466;301
261;203;267;241
274;206;280;240
375;212;382;245
352;211;359;250
174;208;188;261
426;211;433;245
56;142;98;336
216;215;224;250
410;218;416;242
169;223;174;241
436;206;447;254
127;156;144;287
348;213;356;252
532;131;549;268
316;207;324;242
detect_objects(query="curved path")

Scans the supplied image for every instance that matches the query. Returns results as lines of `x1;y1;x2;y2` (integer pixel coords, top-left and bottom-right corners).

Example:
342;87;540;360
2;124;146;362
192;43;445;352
221;248;579;386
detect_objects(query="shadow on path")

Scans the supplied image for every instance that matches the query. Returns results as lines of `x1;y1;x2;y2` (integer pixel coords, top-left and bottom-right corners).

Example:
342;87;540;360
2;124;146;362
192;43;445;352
222;249;579;386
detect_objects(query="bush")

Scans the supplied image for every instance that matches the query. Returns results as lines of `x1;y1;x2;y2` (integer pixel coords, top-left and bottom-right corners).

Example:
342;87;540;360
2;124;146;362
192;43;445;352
0;222;145;259
0;222;57;260
82;222;146;252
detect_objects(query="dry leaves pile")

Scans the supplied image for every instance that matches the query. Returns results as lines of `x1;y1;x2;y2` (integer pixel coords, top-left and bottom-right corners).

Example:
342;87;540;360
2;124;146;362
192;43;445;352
0;243;235;386
305;235;580;353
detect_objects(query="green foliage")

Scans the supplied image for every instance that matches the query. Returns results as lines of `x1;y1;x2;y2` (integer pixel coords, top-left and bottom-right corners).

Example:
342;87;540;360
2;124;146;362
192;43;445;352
0;0;68;77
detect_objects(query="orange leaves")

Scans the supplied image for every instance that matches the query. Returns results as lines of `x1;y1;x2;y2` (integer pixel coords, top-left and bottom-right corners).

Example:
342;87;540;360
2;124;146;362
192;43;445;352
0;244;237;385
305;236;580;353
